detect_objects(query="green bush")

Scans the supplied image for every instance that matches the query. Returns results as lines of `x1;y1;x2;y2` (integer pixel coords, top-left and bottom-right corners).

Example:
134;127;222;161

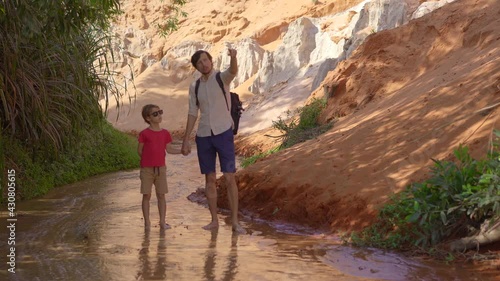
0;0;123;155
241;98;333;168
350;193;418;250
241;146;280;168
0;0;141;203
1;122;139;203
272;98;333;149
350;130;500;251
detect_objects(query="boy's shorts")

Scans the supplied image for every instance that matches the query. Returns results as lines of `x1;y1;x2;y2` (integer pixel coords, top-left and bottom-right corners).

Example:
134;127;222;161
195;128;236;174
140;166;168;194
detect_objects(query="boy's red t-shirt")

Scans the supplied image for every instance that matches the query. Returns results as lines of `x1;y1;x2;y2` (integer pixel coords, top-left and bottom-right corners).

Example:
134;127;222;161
138;128;172;167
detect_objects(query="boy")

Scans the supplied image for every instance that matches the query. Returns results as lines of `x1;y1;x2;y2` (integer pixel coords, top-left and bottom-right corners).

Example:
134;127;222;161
138;104;181;230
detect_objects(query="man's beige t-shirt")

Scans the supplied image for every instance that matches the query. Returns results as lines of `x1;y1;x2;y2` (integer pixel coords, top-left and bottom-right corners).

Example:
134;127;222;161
188;69;236;137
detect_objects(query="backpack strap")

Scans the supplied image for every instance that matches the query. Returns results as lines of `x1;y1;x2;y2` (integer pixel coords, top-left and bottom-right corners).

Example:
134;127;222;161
195;78;201;107
195;72;229;111
215;72;230;111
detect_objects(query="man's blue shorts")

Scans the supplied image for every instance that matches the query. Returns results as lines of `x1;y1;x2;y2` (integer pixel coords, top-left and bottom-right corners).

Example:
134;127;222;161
195;128;236;174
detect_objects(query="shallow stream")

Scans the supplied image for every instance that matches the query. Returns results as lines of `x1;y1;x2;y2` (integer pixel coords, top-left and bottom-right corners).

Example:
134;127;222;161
0;153;493;280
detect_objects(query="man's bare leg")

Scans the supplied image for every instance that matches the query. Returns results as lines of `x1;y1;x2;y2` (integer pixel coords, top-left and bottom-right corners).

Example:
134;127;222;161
224;173;246;234
157;193;171;229
142;194;152;229
203;172;219;230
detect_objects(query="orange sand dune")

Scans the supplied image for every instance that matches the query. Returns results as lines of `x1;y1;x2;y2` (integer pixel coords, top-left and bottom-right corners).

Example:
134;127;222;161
222;0;500;233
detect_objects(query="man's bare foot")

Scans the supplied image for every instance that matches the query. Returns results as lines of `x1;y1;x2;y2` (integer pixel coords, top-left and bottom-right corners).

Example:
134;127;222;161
232;223;246;234
202;221;219;230
160;223;171;230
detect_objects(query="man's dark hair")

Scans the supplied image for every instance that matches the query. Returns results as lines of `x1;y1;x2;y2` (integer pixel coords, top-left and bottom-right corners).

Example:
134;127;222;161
191;50;212;67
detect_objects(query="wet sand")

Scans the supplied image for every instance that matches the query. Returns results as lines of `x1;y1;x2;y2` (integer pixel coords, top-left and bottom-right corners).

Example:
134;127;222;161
0;152;494;281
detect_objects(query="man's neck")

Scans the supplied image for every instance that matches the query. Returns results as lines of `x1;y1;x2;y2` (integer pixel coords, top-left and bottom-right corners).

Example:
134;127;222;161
200;70;213;81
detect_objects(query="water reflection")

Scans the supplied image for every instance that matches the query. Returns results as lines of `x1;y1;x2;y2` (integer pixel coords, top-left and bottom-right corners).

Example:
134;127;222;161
223;232;239;281
137;229;167;280
203;230;218;280
204;230;239;281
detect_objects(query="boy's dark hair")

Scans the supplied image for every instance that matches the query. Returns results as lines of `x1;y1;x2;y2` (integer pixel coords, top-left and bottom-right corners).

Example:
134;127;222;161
141;104;159;124
191;50;212;67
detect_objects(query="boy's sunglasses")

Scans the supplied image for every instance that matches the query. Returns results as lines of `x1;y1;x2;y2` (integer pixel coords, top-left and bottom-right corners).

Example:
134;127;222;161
150;110;163;117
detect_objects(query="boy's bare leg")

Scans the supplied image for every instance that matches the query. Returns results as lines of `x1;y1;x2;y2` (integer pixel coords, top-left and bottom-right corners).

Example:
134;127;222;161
203;172;219;230
142;194;152;229
157;193;171;229
224;173;246;234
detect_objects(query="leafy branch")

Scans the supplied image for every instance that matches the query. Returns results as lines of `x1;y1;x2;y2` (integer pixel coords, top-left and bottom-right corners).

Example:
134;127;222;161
157;0;188;37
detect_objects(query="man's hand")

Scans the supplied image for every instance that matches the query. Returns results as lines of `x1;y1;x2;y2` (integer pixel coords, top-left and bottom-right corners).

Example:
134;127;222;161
227;48;238;75
227;48;237;58
181;140;191;156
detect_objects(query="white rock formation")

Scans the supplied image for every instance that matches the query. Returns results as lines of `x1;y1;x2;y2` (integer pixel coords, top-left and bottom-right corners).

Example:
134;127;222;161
107;0;458;134
411;0;456;19
345;0;408;57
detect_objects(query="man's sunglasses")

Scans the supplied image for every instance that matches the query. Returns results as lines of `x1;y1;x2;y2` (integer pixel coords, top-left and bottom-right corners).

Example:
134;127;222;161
150;110;163;117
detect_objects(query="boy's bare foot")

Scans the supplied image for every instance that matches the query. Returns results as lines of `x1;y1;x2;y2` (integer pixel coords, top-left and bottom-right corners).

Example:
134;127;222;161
202;221;219;230
145;222;151;230
232;224;246;234
160;223;171;230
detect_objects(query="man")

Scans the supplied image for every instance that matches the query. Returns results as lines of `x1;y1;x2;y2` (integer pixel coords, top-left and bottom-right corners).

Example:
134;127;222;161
181;48;245;234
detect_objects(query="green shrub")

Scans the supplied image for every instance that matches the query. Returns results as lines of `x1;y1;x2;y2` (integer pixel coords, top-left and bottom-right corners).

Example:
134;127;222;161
1;121;139;203
272;98;333;149
350;192;418;250
50;121;140;186
240;98;333;168
241;146;280;168
350;130;500;252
